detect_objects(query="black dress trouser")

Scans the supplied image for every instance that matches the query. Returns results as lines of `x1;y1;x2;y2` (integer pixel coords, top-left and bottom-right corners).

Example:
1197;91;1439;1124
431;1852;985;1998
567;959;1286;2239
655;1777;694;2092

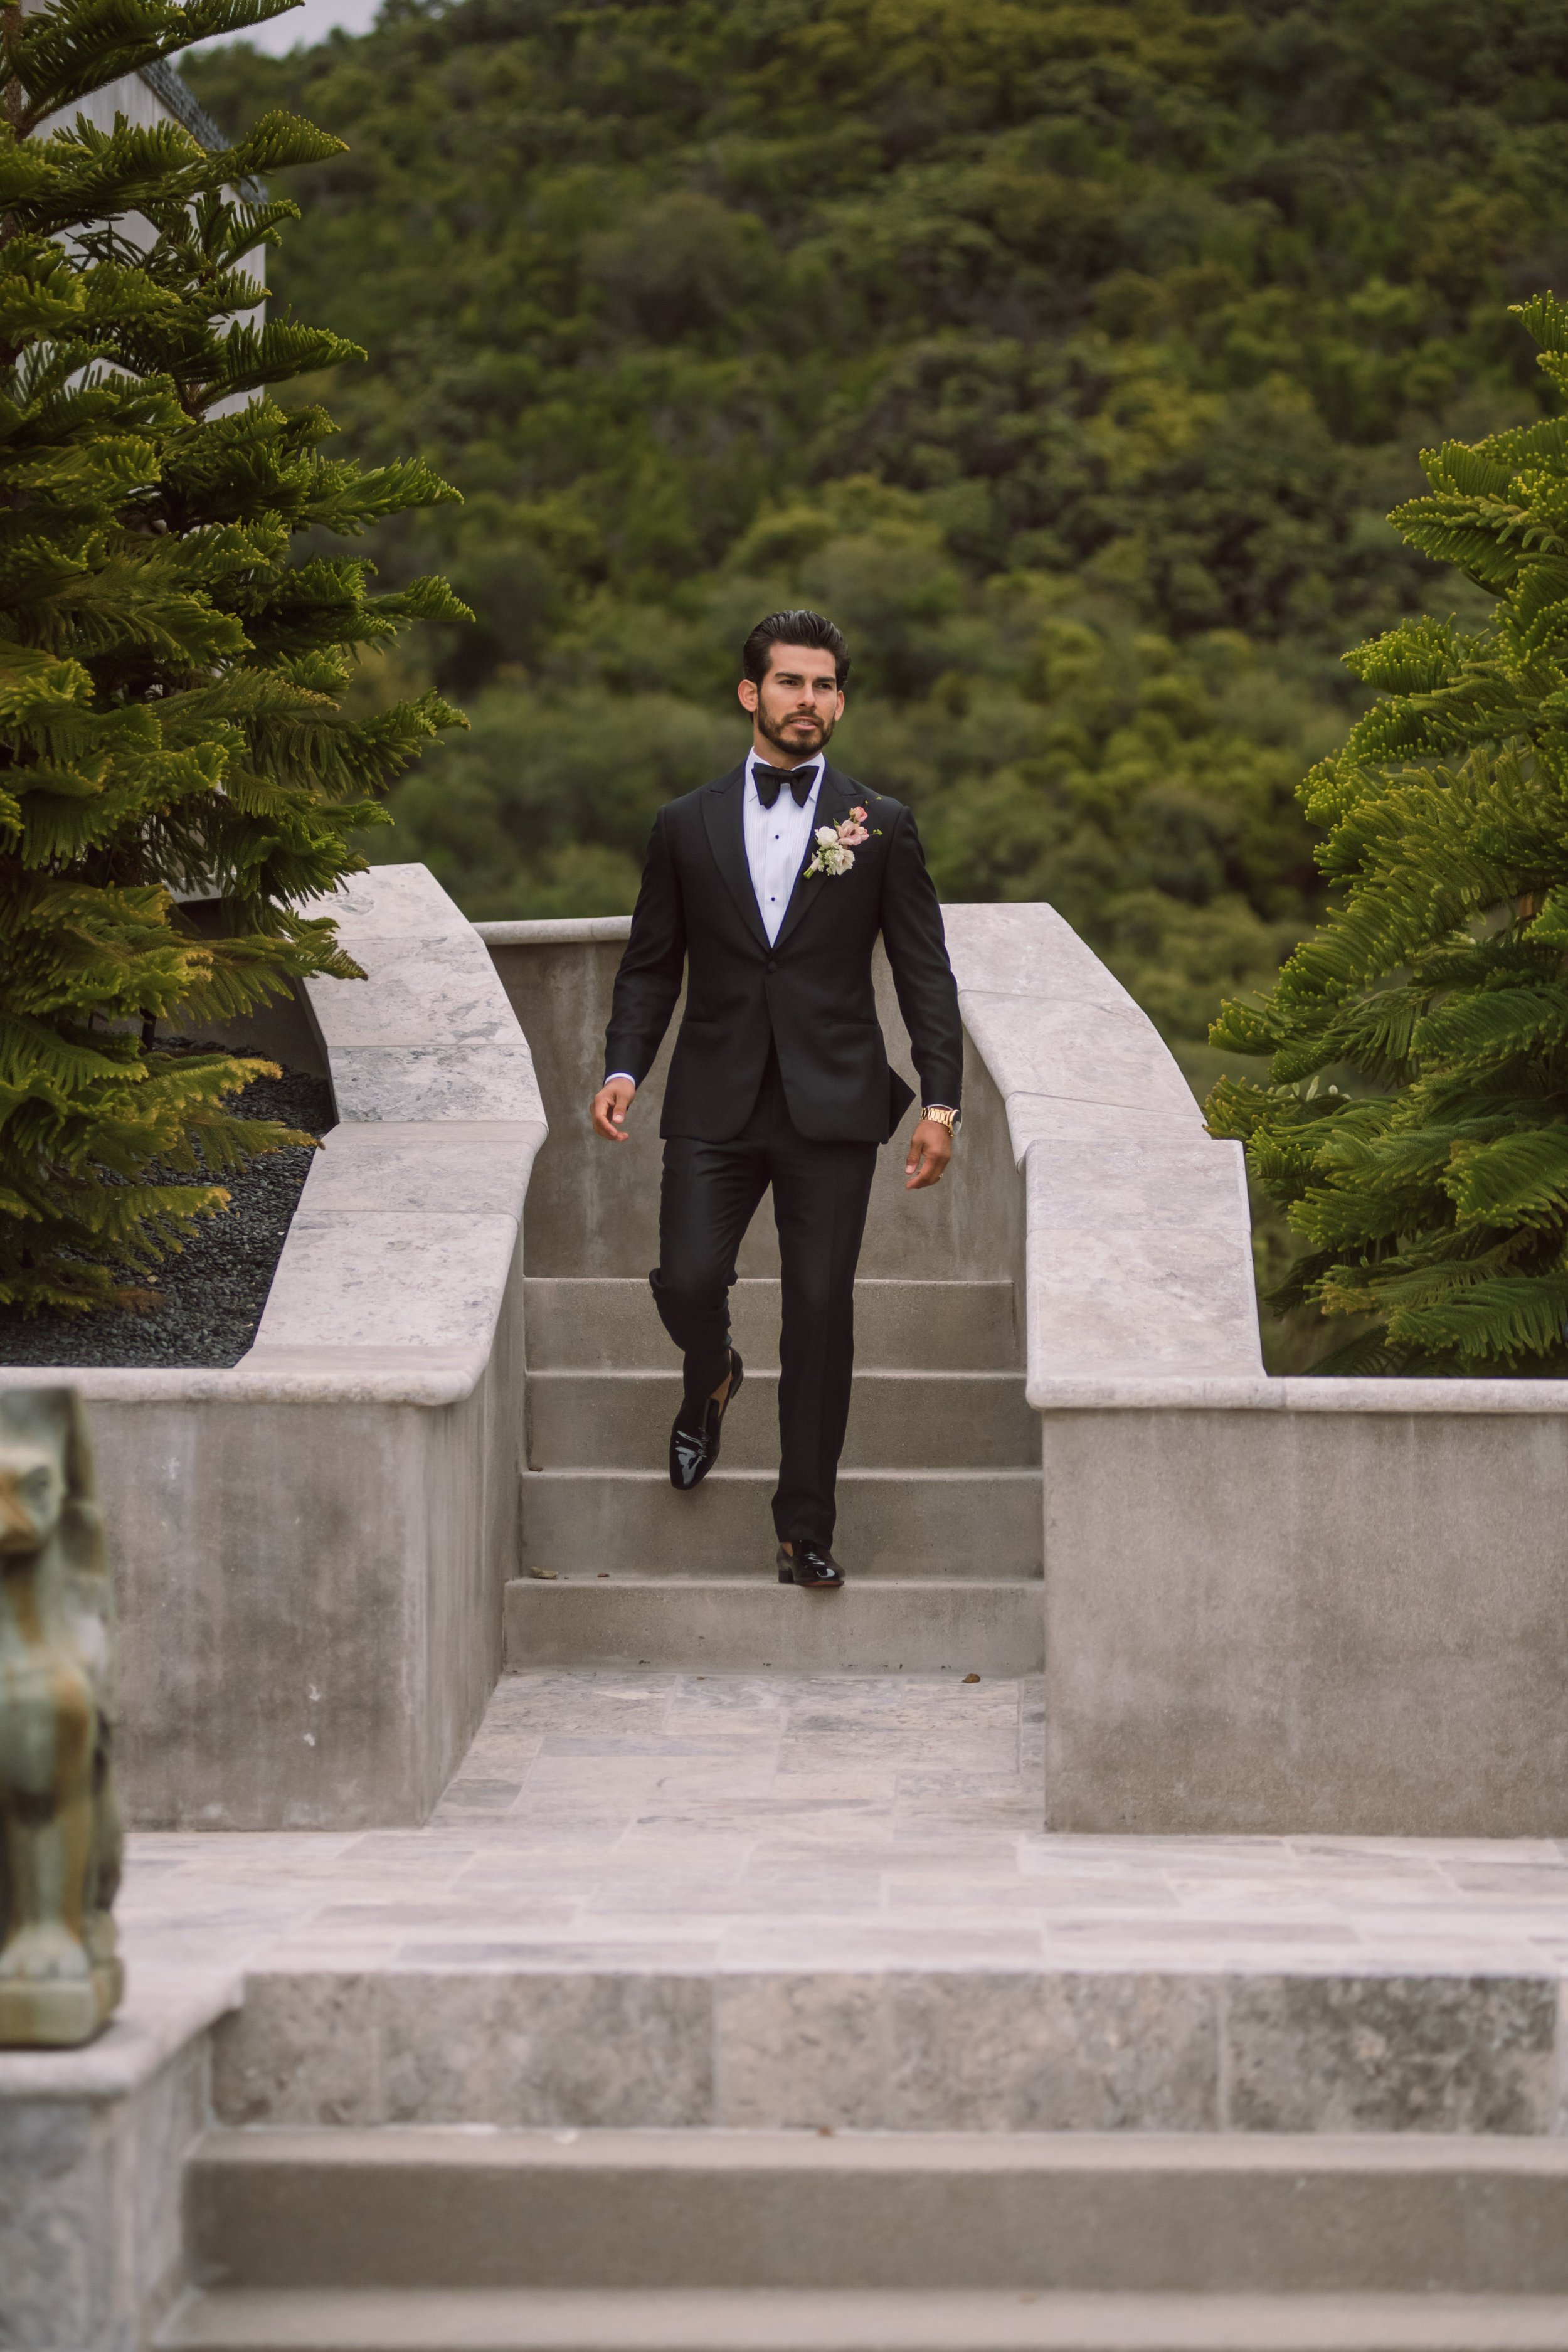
650;1047;878;1549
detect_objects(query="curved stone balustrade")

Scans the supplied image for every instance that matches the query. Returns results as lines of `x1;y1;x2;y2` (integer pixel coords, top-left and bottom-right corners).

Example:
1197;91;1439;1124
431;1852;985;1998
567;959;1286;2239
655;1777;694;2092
15;865;546;1830
937;901;1261;1393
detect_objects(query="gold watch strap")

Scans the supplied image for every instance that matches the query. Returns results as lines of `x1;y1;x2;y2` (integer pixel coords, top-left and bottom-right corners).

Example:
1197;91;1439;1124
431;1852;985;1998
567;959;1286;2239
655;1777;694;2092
921;1105;958;1131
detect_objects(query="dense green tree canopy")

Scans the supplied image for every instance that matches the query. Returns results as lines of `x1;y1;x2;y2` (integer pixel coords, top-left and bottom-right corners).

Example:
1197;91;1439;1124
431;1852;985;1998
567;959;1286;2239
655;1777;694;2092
188;0;1568;1049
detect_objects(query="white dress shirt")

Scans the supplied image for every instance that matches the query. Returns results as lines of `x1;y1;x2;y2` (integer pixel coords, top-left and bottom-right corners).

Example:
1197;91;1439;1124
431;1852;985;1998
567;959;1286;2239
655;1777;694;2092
743;748;824;946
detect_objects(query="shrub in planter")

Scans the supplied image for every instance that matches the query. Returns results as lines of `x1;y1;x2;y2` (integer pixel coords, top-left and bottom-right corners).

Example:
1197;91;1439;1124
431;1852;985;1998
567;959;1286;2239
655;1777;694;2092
0;0;466;1314
1207;295;1568;1374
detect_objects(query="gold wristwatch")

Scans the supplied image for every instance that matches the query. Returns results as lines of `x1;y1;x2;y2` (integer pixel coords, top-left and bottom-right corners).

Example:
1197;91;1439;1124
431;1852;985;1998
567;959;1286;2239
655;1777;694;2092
921;1104;961;1135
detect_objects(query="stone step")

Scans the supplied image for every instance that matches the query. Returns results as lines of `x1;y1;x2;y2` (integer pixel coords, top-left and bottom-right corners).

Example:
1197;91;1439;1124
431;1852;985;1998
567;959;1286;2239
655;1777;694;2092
504;1575;1042;1673
517;1468;1042;1578
524;1278;1020;1372
178;2131;1568;2297
161;2286;1568;2351
527;1369;1037;1471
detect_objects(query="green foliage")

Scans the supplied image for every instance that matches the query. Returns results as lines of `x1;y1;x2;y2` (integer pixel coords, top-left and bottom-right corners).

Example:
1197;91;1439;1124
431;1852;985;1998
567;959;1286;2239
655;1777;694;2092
1206;297;1568;1374
0;0;468;1314
184;0;1568;1031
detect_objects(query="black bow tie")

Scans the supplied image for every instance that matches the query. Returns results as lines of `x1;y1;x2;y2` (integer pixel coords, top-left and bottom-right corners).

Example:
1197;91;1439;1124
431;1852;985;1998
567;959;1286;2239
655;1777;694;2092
753;763;817;809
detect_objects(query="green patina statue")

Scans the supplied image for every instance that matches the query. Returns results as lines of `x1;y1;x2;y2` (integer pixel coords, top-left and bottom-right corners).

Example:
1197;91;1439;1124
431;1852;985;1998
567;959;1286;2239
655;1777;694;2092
0;1387;123;2046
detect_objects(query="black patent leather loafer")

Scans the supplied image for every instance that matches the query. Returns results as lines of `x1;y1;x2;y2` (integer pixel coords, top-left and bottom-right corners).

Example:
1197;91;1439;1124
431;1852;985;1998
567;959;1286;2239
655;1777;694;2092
777;1541;844;1589
668;1348;743;1492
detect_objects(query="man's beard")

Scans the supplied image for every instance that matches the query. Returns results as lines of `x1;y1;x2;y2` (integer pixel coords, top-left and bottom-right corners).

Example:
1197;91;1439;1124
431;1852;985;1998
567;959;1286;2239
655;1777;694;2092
759;705;836;762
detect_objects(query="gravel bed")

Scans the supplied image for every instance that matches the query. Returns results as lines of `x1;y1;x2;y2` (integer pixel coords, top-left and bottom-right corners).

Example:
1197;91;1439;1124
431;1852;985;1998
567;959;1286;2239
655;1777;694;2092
0;1051;336;1371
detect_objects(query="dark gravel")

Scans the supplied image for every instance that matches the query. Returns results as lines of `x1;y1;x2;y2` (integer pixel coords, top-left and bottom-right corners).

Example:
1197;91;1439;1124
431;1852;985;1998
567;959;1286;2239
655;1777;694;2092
0;1049;336;1370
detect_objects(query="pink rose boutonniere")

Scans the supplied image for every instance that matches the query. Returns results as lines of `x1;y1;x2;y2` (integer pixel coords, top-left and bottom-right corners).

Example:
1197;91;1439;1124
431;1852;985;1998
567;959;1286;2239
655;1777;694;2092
805;803;873;879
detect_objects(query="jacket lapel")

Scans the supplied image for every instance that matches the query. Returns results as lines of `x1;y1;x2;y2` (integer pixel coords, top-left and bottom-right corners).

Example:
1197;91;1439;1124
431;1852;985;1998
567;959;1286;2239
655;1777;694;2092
699;765;771;954
772;766;852;953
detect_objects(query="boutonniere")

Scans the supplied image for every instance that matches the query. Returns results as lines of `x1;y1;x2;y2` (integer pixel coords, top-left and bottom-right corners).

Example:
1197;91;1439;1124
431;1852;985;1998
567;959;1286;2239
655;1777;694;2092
805;804;874;879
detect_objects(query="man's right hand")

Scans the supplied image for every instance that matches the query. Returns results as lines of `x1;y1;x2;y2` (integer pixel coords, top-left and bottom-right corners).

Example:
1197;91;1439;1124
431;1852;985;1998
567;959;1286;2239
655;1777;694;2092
591;1076;637;1141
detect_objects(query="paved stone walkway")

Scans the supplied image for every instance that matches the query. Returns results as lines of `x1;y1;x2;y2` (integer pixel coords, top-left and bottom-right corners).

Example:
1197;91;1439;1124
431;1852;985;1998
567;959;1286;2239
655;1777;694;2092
120;1673;1568;2000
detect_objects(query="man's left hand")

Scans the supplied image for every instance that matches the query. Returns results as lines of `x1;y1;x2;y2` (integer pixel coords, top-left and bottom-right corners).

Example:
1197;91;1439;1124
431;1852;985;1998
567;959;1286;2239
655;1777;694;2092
904;1118;953;1190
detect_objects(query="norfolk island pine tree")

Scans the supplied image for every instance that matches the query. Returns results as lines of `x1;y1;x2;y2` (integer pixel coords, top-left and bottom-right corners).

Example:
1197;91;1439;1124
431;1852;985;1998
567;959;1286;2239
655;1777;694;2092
0;0;468;1315
1207;294;1568;1377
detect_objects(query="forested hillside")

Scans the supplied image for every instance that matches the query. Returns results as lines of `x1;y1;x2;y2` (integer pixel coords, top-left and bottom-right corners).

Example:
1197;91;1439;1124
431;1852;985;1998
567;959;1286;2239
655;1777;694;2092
187;0;1568;1053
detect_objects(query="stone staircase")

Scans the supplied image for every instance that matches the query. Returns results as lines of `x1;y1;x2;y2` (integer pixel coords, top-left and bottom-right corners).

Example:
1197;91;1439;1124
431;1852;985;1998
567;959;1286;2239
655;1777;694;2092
507;1273;1045;1675
477;921;1045;1680
163;2129;1568;2348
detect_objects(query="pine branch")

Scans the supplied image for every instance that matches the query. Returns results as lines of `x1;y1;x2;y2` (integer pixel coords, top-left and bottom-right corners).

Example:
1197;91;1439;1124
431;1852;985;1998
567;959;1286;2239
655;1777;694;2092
0;11;465;1313
1205;287;1568;1374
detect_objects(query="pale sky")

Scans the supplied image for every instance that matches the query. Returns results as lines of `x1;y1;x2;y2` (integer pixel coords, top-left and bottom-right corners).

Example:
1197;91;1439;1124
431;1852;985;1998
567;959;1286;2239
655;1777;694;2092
196;0;383;57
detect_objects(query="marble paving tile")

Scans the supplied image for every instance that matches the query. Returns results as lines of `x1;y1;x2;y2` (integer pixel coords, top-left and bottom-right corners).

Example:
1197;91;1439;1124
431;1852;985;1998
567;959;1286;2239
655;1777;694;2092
665;1693;793;1724
1346;1909;1568;1943
522;1757;781;1798
465;1846;748;1882
430;1781;527;1813
1172;1877;1465;1914
888;1970;1222;2131
1027;1835;1295;1860
310;1897;586;1926
584;1878;886;1918
622;1800;888;1838
716;1924;1049;1971
886;1877;1182;1913
1439;1863;1568;1897
211;1972;381;2127
1290;1836;1568;1863
1038;1944;1373;1978
763;1771;901;1803
1226;1974;1559;2133
249;1941;411;1973
390;1939;726;1968
377;1971;713;2127
536;1734;777;1756
716;1973;888;2128
761;1836;1026;1870
467;1808;636;1840
337;1833;485;1860
1342;1942;1557;1975
1047;1916;1365;1948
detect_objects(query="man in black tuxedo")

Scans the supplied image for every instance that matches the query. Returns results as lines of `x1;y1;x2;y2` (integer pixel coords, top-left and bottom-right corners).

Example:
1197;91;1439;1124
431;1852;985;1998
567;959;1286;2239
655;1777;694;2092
591;610;963;1591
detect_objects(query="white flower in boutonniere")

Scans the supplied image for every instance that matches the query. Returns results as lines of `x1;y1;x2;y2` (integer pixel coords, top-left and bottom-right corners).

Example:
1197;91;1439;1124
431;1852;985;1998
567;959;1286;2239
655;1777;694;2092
805;804;873;879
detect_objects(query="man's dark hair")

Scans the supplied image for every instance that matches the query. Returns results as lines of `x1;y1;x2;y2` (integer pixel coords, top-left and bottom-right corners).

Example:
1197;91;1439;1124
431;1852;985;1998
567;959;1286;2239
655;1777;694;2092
741;608;850;691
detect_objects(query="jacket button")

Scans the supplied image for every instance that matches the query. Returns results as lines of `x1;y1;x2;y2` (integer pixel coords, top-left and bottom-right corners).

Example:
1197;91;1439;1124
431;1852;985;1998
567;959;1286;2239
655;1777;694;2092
766;960;776;973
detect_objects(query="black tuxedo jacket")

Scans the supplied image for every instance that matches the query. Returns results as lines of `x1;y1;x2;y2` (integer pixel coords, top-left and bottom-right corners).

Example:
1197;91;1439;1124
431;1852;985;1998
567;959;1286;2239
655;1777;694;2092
604;761;964;1143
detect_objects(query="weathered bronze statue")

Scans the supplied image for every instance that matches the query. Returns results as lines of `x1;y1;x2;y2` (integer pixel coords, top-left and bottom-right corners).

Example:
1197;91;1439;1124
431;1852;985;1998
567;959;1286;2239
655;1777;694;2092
0;1386;123;2045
